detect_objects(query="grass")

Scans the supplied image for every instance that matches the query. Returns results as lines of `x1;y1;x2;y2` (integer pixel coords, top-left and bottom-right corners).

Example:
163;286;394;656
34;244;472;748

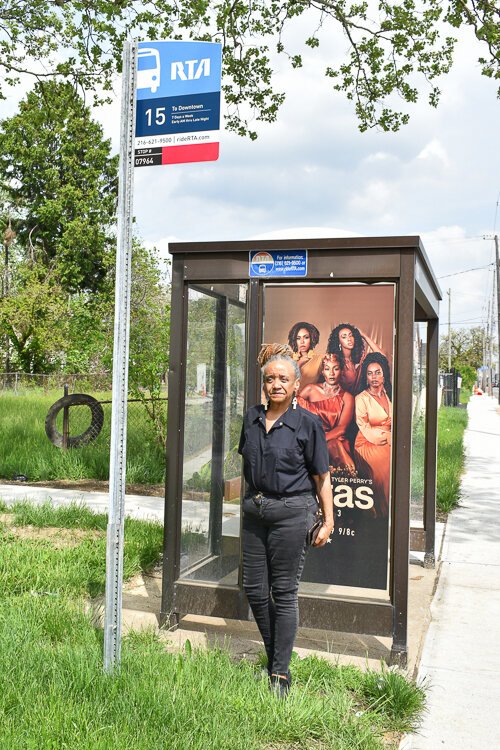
0;500;163;598
410;415;425;519
0;391;219;485
0;499;427;749
437;406;468;513
0;390;166;484
459;387;471;405
410;404;468;517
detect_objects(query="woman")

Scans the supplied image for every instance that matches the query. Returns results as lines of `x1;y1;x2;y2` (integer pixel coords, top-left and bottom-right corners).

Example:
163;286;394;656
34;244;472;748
327;323;385;395
297;353;355;474
287;321;323;392
238;343;334;696
354;352;393;518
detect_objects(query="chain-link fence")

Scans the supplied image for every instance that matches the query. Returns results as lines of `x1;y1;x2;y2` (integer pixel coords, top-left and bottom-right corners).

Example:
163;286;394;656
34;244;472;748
0;374;168;488
0;372;113;393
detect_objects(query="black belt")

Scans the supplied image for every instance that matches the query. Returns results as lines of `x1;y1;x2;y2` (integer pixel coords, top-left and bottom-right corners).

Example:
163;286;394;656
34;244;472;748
248;490;316;504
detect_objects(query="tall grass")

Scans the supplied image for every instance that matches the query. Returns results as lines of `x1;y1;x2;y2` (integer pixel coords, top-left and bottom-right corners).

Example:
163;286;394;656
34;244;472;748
0;500;426;749
411;405;468;518
0;390;165;484
410;415;425;521
0;501;163;598
0;598;426;750
437;406;468;513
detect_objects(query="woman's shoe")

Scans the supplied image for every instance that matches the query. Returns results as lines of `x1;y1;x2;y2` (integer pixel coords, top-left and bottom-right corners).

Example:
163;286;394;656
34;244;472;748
270;673;291;698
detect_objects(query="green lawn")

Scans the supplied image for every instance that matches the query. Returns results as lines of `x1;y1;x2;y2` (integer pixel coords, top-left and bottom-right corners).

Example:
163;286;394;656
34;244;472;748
410;404;468;516
437;406;468;513
0;499;426;749
0;390;166;484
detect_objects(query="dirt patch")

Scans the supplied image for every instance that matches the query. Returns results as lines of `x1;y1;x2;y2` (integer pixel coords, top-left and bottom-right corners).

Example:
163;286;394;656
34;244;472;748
1;478;165;497
382;732;403;748
0;514;104;547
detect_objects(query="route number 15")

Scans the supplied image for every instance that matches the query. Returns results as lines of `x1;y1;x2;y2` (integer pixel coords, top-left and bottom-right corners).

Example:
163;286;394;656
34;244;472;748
145;107;166;126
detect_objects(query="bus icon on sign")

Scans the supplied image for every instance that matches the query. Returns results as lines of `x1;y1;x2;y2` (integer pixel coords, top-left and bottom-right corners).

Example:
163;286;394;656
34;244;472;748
250;251;275;276
137;47;161;94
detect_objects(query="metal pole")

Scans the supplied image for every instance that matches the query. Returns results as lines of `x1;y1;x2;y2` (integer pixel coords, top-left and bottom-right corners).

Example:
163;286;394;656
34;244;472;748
489;281;495;396
495;235;500;404
62;383;69;450
447;288;451;371
486;299;491;396
208;295;228;558
103;39;137;674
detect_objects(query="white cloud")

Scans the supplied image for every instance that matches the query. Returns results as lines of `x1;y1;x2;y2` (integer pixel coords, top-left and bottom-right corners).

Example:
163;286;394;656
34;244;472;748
248;226;360;240
363;152;396;164
416;139;450;168
346;181;397;226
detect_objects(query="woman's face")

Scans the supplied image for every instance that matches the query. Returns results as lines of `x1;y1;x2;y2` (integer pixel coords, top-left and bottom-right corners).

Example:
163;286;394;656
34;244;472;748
263;360;300;407
295;327;311;354
366;362;385;390
323;359;341;386
338;327;355;351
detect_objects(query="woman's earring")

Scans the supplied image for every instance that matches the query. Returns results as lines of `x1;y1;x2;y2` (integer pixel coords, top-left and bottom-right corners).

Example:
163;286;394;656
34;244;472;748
292;394;298;409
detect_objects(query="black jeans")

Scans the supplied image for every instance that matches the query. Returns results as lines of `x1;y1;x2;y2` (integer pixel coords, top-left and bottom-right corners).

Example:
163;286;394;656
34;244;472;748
242;492;318;676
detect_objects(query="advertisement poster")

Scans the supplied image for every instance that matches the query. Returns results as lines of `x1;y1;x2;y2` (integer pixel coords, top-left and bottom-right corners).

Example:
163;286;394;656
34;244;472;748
263;284;395;590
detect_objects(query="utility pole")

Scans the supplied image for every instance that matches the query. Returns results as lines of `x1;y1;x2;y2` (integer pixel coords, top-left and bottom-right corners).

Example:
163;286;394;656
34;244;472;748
486;298;491;394
447;288;452;371
489;294;494;396
495;235;500;404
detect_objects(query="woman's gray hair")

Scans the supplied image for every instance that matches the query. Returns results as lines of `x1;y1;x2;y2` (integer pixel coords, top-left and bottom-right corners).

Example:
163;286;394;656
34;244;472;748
261;354;300;380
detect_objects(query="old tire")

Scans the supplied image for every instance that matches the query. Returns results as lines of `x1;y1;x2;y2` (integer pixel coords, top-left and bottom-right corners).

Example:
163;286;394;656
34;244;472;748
45;393;104;448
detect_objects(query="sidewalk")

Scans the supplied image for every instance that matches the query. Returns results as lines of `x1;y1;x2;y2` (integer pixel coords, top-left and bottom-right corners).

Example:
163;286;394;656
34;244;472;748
402;393;500;749
0;483;240;536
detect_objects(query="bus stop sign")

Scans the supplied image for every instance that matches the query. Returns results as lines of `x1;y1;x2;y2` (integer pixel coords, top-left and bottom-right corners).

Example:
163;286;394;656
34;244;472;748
135;40;222;166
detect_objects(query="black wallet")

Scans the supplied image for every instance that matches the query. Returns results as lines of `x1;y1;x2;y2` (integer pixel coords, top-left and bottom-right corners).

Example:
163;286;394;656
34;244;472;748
307;516;323;546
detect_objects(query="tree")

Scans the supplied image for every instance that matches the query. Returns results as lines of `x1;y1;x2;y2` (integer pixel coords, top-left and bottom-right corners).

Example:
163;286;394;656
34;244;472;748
0;260;71;373
0;1;498;135
128;242;170;446
0;80;118;293
439;326;487;372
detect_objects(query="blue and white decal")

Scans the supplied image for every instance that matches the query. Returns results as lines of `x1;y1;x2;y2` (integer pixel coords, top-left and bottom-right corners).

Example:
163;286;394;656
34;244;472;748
249;250;308;277
136;41;222;100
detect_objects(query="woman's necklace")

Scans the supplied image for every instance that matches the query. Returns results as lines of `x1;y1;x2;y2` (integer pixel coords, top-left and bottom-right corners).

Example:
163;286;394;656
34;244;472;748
322;383;341;397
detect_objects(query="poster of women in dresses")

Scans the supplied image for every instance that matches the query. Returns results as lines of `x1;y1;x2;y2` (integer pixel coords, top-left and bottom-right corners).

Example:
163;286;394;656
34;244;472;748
263;284;395;590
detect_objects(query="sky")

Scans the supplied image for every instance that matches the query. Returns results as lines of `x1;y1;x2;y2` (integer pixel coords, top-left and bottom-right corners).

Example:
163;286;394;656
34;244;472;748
2;14;499;342
125;21;499;342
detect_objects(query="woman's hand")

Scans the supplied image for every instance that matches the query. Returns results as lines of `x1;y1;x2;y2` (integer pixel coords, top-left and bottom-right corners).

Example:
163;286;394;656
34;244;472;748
312;472;334;546
314;522;334;547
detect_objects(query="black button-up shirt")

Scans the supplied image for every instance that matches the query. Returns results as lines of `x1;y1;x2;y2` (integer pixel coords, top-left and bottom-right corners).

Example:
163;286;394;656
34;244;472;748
238;404;329;496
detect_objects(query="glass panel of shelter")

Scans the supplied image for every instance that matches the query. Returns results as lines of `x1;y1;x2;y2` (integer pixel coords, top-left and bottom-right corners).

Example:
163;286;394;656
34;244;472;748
410;322;427;526
179;283;246;585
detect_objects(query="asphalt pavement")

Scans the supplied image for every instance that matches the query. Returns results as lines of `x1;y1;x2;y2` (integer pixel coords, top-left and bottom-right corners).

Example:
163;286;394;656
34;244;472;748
402;392;500;749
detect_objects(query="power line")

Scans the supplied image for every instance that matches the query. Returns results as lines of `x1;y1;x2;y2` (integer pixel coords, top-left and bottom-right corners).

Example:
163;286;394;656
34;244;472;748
439;318;485;328
437;263;494;279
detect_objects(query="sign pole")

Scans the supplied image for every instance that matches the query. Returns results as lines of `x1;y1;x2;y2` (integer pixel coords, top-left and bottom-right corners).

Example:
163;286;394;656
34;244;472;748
104;39;137;674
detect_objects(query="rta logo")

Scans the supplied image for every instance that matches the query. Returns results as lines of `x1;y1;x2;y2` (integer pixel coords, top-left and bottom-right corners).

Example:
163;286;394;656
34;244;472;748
171;58;211;81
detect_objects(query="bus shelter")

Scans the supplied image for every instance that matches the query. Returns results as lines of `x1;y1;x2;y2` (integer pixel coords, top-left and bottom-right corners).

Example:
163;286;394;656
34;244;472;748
161;236;441;665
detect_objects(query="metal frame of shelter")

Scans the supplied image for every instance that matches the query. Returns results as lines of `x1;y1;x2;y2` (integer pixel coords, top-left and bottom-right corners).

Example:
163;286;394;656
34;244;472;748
161;236;441;665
